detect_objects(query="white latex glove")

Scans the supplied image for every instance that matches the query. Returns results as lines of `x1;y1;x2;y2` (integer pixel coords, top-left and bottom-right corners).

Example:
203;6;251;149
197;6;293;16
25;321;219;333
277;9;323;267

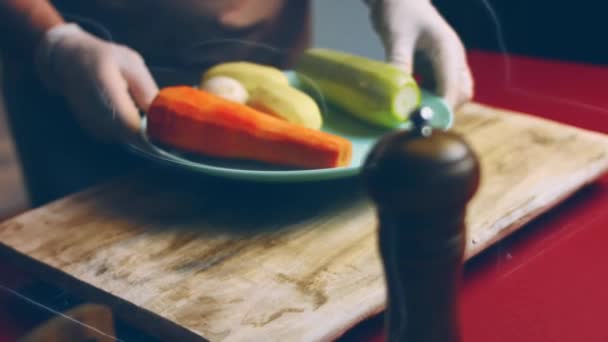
365;0;474;110
36;23;159;141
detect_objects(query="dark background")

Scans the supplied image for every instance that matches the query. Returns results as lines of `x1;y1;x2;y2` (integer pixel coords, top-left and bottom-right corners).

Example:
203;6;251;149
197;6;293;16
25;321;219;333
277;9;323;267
436;0;608;65
313;0;608;65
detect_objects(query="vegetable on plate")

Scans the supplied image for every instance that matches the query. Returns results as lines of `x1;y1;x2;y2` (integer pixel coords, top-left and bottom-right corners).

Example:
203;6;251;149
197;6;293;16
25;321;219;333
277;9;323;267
201;62;289;93
247;82;323;130
295;48;421;128
147;86;352;169
200;76;249;104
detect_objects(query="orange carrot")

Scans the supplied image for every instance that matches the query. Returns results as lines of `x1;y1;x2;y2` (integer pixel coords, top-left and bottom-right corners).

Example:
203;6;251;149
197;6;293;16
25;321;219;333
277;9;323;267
147;86;352;169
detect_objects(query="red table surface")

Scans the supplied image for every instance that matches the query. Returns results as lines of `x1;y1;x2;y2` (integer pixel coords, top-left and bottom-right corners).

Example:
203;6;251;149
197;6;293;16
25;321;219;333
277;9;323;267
344;51;608;342
1;51;608;341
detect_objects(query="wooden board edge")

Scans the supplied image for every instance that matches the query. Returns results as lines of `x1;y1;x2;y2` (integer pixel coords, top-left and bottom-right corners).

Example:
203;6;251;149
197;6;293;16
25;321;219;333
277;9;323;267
0;244;207;342
0;172;134;226
326;302;386;342
466;102;608;140
465;167;608;260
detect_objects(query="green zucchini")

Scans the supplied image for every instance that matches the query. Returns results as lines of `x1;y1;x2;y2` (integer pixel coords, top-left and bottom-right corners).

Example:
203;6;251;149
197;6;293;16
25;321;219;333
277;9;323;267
295;48;421;128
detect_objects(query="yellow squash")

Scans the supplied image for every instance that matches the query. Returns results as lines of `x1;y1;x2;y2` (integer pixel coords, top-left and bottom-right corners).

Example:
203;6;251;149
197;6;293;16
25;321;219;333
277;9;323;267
201;62;289;93
247;82;323;130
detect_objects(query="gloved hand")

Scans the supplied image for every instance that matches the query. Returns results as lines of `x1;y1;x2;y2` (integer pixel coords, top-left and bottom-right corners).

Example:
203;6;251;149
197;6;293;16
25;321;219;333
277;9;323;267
365;0;473;110
36;23;158;142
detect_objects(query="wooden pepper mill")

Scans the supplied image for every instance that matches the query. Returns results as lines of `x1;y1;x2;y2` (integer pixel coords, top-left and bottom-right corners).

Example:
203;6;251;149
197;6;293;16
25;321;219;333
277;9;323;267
363;107;480;342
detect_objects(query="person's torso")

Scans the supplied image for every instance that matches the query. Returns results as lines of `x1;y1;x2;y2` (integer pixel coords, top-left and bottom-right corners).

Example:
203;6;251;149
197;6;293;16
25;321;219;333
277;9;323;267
52;0;311;84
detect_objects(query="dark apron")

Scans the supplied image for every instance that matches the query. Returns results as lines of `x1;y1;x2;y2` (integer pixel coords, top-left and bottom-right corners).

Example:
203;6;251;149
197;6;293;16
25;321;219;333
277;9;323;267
2;0;311;206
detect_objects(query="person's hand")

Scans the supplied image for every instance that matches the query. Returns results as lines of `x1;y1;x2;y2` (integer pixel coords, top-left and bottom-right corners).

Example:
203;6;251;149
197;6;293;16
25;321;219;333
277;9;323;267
36;23;158;142
365;0;473;110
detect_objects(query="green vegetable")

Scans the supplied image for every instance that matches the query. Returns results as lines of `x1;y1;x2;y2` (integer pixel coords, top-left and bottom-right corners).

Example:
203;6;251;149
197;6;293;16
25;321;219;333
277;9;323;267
295;48;421;128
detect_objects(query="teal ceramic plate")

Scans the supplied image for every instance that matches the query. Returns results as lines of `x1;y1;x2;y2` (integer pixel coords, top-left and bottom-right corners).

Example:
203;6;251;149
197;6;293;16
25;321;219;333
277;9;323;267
126;71;453;183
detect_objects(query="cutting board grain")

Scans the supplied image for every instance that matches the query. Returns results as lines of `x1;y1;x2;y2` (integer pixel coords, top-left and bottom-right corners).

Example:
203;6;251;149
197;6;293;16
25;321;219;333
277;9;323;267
1;103;608;341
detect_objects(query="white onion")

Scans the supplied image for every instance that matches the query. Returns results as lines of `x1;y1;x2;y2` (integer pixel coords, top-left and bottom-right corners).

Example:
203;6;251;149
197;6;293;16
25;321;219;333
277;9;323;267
201;76;249;104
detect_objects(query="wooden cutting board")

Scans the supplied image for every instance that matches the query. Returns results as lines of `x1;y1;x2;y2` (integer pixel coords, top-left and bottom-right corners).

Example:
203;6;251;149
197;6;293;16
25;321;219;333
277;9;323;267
1;103;608;341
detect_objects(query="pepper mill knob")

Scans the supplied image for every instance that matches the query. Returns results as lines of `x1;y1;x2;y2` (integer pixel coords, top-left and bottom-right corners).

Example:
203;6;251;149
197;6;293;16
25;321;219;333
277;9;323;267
363;107;480;342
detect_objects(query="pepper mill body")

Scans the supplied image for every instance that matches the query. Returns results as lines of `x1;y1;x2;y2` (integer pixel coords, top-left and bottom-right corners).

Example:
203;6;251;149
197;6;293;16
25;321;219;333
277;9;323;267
363;110;480;342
